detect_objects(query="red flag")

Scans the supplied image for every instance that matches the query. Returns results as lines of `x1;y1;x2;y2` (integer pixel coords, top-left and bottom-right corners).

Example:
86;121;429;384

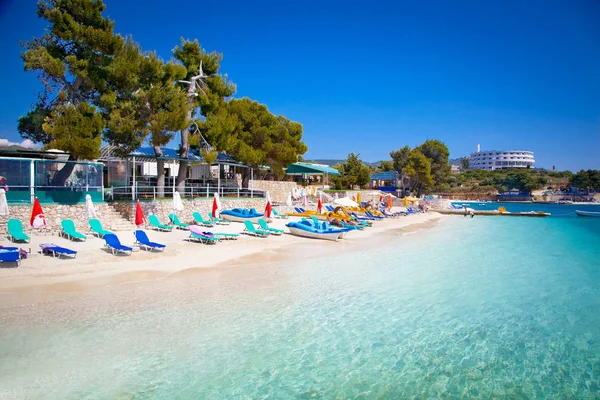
264;191;272;218
317;194;323;214
135;200;146;226
212;193;221;218
30;197;47;228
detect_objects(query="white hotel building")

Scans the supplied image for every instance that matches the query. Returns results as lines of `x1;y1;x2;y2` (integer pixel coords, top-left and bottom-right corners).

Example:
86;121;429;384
469;145;535;171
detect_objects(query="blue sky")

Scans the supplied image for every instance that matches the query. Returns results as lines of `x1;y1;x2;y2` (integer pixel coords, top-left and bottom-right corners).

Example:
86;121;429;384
0;0;599;171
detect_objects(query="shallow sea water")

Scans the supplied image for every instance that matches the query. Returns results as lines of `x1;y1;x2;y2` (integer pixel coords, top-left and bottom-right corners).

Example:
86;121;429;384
1;209;599;399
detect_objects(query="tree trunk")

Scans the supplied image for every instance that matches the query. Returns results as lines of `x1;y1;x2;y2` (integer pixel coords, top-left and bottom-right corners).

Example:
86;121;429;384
176;86;197;192
242;167;251;189
155;145;165;198
51;154;77;186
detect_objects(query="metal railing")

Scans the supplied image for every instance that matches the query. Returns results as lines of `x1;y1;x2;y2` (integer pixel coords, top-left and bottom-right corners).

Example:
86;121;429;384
107;185;265;201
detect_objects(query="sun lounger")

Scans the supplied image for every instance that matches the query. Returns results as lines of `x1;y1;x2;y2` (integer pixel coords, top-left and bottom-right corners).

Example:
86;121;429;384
208;213;231;226
258;218;284;235
212;232;239;240
188;226;220;244
169;213;189;230
134;230;166;251
0;247;21;267
39;243;77;259
60;219;87;241
272;209;288;219
103;233;133;255
365;211;384;220
147;215;173;232
341;221;363;230
192;212;215;227
88;218;113;238
243;220;270;238
7;219;30;243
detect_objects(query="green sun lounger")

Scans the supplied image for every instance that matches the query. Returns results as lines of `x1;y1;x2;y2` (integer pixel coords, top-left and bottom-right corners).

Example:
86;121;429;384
89;218;113;238
61;219;87;241
212;232;239;240
189;230;220;244
258;218;284;235
148;215;173;232
169;213;189;230
7;219;30;243
208;213;231;226
272;209;288;219
188;227;220;244
243;220;270;238
192;212;215;227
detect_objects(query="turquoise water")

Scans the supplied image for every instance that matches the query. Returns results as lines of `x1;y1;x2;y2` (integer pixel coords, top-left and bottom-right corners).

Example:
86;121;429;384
452;201;600;217
1;210;599;399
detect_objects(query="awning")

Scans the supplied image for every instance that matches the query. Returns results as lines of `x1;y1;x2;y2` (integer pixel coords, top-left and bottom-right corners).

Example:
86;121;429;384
99;145;246;166
285;162;340;176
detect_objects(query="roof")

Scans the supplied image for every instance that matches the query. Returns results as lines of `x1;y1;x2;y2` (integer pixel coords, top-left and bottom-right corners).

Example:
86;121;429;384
99;145;243;166
285;162;340;176
0;145;60;160
370;171;399;181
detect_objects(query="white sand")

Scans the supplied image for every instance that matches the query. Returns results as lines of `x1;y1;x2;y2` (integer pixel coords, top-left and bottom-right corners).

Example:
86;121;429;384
0;211;443;295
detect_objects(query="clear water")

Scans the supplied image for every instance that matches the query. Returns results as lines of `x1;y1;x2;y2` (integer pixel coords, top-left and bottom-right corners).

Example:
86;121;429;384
452;201;600;217
1;211;599;399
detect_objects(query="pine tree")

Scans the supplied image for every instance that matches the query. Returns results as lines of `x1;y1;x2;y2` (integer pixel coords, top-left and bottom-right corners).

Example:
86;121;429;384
19;0;123;184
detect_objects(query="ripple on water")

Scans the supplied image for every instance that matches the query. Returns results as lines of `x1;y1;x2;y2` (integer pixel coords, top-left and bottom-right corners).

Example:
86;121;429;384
0;215;599;399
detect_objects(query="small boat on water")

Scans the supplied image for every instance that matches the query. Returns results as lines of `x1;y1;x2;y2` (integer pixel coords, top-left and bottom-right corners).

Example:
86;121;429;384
286;219;350;241
575;210;600;218
220;208;264;223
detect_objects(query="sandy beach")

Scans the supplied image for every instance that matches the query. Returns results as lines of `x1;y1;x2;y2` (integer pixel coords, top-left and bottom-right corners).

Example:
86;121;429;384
0;212;443;306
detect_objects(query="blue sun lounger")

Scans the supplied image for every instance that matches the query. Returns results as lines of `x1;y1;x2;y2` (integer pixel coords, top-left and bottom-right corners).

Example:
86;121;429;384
0;247;21;267
134;230;166;252
39;243;77;259
103;233;133;255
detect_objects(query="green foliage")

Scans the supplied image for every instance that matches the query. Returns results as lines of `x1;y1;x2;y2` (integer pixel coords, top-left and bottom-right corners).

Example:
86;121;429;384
17;102;52;144
42;102;104;159
415;139;451;189
390;145;411;172
200;149;218;165
403;150;433;194
450;168;575;193
20;0;124;159
460;157;469;171
222;99;307;175
336;153;371;189
102;40;189;156
570;170;600;190
379;160;394;172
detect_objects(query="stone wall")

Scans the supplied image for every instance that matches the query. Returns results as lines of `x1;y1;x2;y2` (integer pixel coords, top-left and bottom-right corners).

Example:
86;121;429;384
249;180;298;204
4;203;125;233
3;198;301;233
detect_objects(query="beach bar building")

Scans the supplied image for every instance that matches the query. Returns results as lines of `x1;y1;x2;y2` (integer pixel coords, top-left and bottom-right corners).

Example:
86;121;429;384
0;146;103;204
99;145;262;200
370;171;400;192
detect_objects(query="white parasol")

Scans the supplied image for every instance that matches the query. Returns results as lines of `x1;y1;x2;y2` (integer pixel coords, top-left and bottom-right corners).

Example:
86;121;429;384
334;197;359;208
172;191;184;211
0;189;8;217
85;194;97;219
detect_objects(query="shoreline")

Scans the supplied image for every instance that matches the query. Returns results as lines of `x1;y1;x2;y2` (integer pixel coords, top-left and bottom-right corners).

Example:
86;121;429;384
0;212;445;308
